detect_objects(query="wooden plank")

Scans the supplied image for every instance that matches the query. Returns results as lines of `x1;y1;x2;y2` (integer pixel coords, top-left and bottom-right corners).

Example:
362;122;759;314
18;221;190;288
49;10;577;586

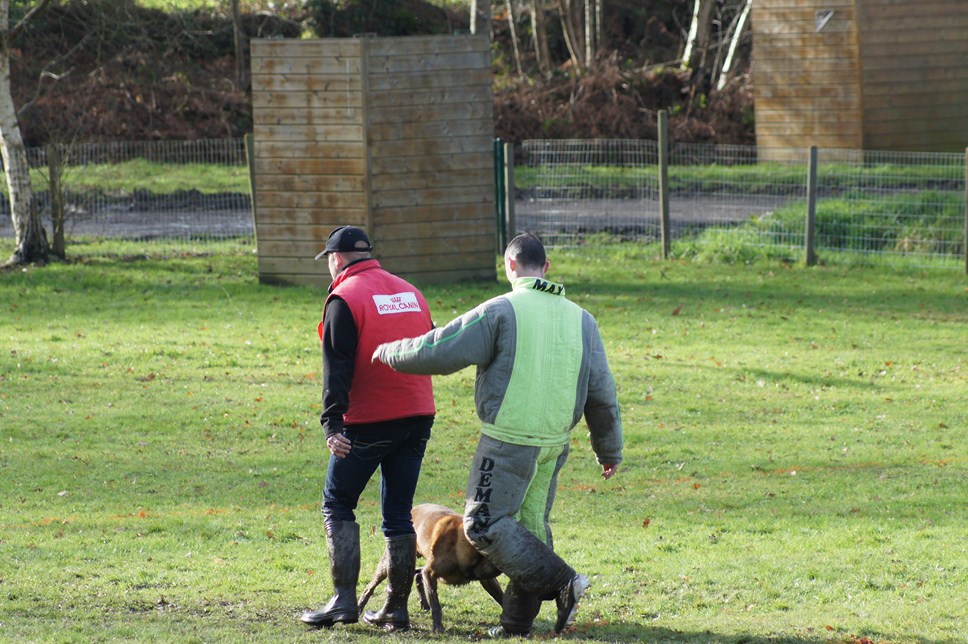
252;124;365;142
375;203;494;225
375;219;494;241
251;38;360;59
861;64;968;85
253;141;365;160
371;186;492;209
257;191;368;210
862;41;968;67
860;51;968;73
255;210;367;228
365;52;490;75
370;168;493;192
250;75;363;93
754;100;862;117
257;224;346;242
367;102;493;124
749;31;855;51
754;83;860;100
858;0;967;21
367;84;491;109
258;174;366;193
255;157;367;176
753;57;857;76
371;135;494;158
253;107;366;127
250;56;362;77
367;69;492;93
864;102;968;123
251;91;363;111
368;118;493;143
860;21;968;43
862;82;968;102
258;238;493;262
370;151;493;175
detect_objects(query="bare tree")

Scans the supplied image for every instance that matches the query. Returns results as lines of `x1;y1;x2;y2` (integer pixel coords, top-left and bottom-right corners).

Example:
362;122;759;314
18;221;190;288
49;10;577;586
529;0;552;75
1;0;54;268
471;0;492;38
680;0;713;73
557;0;583;70
716;0;751;90
232;0;246;89
505;0;524;76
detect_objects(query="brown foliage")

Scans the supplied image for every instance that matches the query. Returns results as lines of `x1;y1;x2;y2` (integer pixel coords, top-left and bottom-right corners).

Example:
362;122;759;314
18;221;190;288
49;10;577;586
13;2;752;146
494;56;754;144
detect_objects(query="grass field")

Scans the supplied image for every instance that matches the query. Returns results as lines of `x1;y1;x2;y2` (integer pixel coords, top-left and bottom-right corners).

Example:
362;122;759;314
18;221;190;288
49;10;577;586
1;247;966;643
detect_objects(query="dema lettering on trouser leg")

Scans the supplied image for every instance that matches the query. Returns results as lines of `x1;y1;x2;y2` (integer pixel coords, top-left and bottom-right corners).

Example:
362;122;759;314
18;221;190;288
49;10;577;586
462;436;574;599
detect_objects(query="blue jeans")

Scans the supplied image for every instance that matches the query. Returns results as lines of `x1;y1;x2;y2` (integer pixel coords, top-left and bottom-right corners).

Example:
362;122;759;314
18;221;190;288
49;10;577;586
322;416;432;537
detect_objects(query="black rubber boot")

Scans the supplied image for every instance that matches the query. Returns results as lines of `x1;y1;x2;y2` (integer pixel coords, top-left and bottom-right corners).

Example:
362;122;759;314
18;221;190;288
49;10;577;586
300;521;361;627
362;534;417;632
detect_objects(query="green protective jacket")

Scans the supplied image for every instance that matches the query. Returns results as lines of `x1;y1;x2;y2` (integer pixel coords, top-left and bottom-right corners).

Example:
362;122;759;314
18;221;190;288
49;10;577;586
374;276;623;465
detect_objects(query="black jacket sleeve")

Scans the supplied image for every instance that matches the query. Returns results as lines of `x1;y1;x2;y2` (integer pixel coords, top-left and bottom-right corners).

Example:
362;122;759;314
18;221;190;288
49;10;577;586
320;296;358;437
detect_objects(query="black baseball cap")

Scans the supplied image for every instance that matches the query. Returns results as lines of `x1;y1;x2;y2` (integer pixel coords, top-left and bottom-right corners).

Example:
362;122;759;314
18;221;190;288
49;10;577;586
314;226;373;260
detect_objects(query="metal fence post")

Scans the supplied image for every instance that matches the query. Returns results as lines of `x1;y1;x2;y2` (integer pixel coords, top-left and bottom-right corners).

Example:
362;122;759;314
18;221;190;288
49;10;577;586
244;133;258;248
493;138;506;252
805;145;818;266
964;147;968;275
503;141;516;243
658;110;670;259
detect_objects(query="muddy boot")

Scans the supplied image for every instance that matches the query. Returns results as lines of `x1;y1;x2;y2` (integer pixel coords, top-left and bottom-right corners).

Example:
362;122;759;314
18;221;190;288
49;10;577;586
301;521;361;627
362;534;416;632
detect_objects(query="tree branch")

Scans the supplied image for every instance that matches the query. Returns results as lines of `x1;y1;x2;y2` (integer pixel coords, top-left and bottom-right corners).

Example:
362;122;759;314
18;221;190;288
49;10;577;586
9;0;55;41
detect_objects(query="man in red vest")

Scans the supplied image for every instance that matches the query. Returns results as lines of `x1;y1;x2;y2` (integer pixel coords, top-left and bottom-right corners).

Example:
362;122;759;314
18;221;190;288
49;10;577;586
301;226;435;632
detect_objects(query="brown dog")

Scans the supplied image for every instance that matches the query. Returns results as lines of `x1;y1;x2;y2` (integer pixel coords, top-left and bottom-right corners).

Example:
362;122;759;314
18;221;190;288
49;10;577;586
357;503;504;633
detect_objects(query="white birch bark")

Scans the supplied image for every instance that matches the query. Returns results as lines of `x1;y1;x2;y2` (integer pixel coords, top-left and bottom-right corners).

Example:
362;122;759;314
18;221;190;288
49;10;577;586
717;0;752;90
1;0;50;265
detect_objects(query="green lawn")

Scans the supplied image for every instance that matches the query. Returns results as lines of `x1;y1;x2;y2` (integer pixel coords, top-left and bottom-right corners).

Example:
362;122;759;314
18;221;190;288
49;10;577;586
1;247;965;643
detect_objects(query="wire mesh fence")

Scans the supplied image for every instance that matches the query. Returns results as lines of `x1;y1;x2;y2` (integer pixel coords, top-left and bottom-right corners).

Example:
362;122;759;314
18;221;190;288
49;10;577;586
2;137;965;270
0;139;253;258
516;139;966;269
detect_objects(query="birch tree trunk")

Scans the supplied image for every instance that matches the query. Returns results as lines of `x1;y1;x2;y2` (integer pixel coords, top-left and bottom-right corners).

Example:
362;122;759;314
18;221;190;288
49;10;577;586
1;0;51;267
505;0;523;75
681;0;713;72
471;0;492;38
529;0;552;75
716;0;752;90
557;0;583;71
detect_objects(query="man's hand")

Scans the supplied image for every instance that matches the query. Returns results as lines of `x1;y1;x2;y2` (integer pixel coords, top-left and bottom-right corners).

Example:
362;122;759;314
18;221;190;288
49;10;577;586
601;463;620;480
327;433;352;459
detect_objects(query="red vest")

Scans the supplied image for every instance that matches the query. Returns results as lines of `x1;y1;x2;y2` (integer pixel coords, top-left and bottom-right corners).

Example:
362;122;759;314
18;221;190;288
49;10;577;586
321;259;435;425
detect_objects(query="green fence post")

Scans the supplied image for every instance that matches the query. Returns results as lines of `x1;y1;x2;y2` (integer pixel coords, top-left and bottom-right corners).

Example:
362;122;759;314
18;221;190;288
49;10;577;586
503;141;516;243
658;110;670;259
805;145;818;267
494;138;506;253
964;147;968;275
244;133;258;250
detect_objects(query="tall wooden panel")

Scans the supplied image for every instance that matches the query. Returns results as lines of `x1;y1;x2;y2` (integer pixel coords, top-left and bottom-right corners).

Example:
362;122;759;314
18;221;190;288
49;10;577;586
250;36;496;286
751;0;863;157
856;0;968;151
752;0;968;155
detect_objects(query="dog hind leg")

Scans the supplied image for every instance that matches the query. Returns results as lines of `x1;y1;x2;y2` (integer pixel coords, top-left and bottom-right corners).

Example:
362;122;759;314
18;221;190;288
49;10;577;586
356;548;389;614
414;568;431;611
